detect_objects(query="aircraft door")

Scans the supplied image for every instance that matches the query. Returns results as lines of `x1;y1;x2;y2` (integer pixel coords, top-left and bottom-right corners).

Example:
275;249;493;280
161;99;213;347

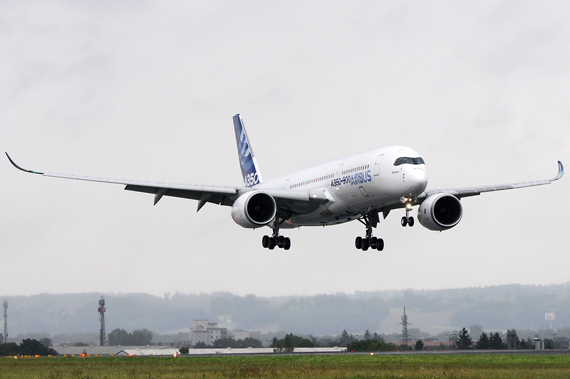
374;154;384;176
336;163;344;177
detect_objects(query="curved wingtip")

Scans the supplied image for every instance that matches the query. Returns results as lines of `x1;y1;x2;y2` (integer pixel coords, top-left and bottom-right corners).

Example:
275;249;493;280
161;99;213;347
554;160;564;181
5;152;44;175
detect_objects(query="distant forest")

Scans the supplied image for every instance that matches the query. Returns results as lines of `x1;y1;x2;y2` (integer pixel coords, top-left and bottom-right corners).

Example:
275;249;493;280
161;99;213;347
2;283;570;344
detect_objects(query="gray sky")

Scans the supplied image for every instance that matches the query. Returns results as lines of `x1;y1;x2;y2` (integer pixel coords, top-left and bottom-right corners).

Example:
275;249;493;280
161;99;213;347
1;1;569;297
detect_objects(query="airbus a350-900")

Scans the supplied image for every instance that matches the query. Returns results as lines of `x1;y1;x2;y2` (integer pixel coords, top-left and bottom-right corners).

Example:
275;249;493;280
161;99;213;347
6;114;564;251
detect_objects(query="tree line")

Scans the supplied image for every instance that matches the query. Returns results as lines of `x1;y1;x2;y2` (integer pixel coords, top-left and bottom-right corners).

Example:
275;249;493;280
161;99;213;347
452;327;551;350
0;339;58;356
193;337;263;349
107;328;153;346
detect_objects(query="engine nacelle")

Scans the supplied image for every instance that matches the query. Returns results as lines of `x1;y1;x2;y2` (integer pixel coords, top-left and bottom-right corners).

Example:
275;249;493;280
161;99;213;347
231;191;277;228
418;193;463;231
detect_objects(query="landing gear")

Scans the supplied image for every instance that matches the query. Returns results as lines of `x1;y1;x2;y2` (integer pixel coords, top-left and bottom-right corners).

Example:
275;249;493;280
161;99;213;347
262;217;291;250
401;198;415;227
355;213;384;251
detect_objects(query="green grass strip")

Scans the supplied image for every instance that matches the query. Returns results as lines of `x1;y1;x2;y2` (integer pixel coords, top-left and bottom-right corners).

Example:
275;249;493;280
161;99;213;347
1;353;570;378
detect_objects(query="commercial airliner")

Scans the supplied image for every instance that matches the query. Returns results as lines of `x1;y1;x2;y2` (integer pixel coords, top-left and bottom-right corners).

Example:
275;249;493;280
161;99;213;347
6;114;564;251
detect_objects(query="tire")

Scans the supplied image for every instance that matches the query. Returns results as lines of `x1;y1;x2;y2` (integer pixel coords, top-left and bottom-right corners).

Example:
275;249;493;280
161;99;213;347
268;237;276;250
284;237;291;250
361;239;369;250
408;217;414;227
371;237;378;249
401;217;408;227
377;239;384;251
262;235;269;248
355;237;362;249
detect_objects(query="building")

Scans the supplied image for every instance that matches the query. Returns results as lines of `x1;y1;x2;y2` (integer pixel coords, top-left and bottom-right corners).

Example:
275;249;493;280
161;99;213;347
232;330;250;341
189;320;228;346
189;320;251;346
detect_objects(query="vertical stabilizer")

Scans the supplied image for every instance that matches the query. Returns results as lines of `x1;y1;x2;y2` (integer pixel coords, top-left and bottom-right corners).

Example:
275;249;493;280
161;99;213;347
233;114;263;187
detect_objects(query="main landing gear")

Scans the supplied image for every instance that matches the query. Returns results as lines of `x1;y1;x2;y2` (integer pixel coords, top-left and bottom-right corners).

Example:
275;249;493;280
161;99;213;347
262;217;291;250
355;213;384;251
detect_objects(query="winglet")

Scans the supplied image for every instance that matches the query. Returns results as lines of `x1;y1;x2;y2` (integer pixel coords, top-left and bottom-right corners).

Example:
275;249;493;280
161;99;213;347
233;114;263;187
5;152;44;175
553;161;564;181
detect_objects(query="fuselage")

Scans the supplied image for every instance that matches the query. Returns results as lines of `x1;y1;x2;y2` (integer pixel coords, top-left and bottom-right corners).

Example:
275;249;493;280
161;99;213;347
254;146;428;227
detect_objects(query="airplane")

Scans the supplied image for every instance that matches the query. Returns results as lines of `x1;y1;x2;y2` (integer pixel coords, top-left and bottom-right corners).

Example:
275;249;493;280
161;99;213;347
6;114;564;251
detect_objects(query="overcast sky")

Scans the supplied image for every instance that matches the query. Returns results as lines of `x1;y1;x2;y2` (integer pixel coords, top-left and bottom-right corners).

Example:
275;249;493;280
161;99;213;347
1;1;569;298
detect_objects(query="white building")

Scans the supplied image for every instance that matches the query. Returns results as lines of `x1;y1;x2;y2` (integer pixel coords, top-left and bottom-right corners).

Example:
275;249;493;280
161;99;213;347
189;320;228;346
189;320;251;346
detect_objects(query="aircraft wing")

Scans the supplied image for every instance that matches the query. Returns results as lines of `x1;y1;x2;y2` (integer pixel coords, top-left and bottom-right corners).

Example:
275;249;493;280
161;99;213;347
6;153;330;212
420;161;564;200
6;152;240;210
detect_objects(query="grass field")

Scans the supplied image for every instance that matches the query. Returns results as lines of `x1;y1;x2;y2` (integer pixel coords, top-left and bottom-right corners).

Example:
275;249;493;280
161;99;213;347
1;353;570;378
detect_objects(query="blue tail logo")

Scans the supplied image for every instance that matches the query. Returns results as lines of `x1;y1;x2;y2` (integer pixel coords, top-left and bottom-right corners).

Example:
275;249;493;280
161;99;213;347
233;114;262;187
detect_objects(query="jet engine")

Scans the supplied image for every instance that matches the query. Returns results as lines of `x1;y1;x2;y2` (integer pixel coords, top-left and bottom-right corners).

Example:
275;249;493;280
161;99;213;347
231;191;277;228
417;193;463;231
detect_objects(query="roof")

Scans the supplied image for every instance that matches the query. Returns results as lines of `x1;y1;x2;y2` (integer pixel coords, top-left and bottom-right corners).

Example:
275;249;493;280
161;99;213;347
53;346;348;356
53;345;179;356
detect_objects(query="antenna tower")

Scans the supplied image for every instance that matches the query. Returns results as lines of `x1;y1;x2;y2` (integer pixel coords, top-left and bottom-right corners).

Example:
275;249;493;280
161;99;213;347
399;306;411;345
3;300;7;343
98;296;106;346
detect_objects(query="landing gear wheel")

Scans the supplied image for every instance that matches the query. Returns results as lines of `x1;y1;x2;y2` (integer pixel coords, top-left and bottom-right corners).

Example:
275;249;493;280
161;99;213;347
361;239;369;251
407;217;414;227
268;237;276;250
376;238;384;251
355;237;363;249
401;216;408;227
262;235;269;248
283;237;291;250
370;237;378;249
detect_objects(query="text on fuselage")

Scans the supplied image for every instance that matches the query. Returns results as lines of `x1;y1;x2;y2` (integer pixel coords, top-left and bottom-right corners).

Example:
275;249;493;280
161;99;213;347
331;170;372;188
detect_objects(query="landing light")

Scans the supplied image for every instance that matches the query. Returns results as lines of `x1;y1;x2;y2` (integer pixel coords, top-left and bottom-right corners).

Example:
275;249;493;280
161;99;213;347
406;203;412;210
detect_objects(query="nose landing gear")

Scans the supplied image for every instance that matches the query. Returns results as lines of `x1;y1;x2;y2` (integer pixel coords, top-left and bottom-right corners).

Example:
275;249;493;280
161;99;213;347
355;212;384;251
400;198;415;227
262;217;291;250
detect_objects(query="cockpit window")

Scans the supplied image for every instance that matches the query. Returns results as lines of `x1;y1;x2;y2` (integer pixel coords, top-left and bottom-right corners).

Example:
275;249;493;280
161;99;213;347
394;157;425;166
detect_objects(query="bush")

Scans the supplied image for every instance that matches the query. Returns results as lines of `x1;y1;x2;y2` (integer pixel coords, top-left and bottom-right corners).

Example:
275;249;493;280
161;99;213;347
415;340;424;351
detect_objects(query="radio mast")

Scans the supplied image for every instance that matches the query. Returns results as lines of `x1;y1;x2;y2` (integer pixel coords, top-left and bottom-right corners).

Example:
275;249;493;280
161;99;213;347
3;300;7;343
98;296;106;346
399;307;411;345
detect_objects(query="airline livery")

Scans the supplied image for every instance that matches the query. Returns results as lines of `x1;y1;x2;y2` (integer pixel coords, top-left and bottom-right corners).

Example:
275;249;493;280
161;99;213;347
6;114;564;251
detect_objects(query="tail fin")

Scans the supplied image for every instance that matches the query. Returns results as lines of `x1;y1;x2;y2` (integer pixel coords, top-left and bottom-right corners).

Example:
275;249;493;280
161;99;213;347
233;114;263;187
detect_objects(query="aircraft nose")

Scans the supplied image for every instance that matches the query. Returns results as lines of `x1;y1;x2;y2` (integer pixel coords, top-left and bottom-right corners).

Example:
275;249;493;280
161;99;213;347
407;166;428;196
